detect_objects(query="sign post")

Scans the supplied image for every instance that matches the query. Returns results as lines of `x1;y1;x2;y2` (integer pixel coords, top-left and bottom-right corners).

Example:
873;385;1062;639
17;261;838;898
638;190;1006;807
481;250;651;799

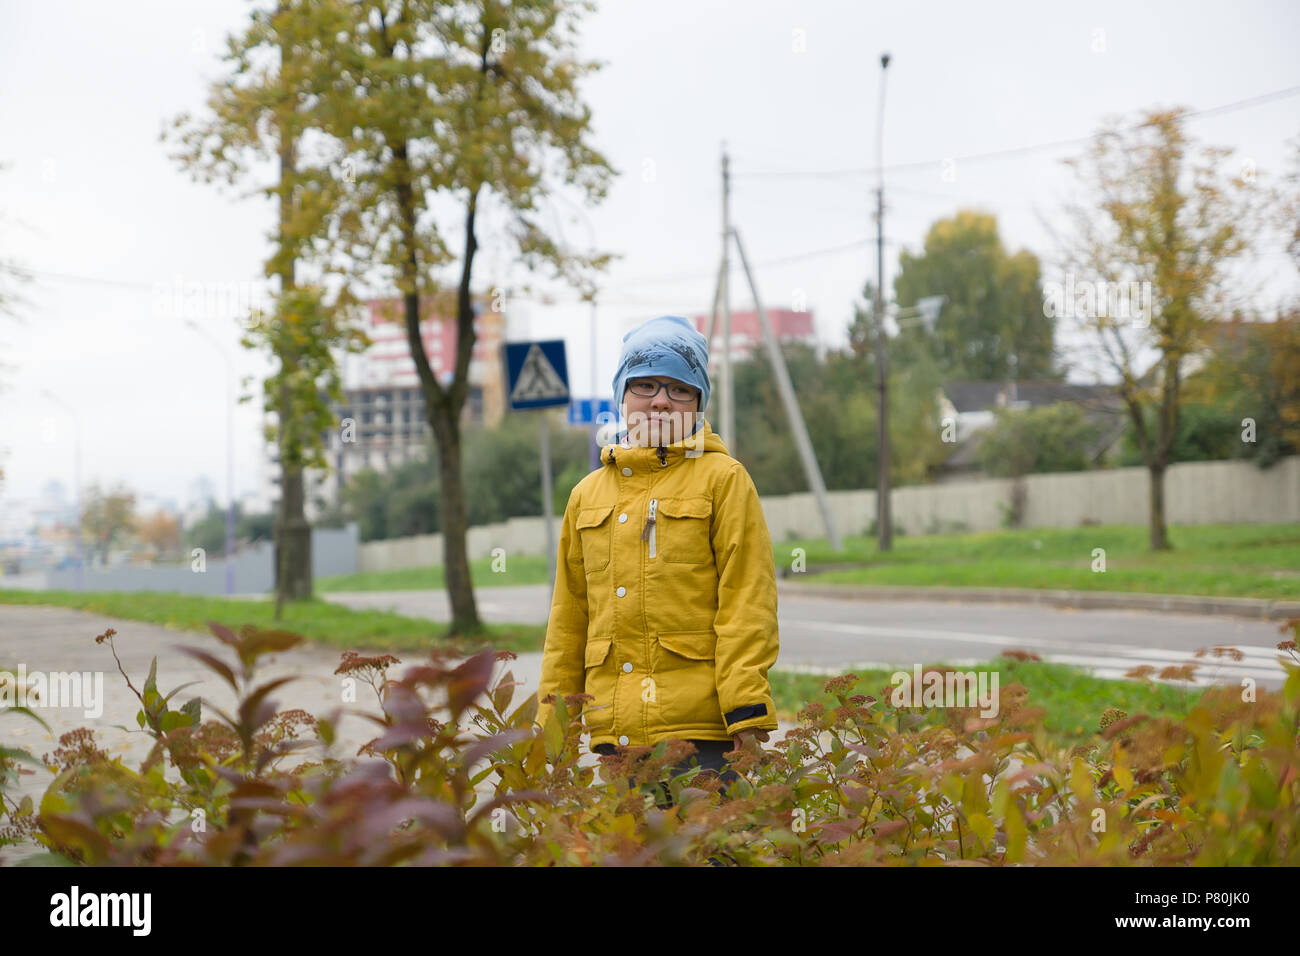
504;340;570;588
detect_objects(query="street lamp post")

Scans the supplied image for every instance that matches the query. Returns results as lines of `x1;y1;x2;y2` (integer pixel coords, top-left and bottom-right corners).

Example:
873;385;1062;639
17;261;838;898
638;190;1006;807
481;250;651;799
185;320;236;596
41;389;82;590
873;51;892;551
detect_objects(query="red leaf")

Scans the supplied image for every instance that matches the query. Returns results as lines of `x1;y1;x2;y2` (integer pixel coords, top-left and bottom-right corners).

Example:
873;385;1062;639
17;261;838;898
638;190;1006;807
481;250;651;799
176;646;239;693
207;622;240;647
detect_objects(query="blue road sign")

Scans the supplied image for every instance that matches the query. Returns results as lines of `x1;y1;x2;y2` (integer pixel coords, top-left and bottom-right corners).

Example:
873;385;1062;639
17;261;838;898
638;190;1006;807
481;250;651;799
504;340;569;410
568;397;617;426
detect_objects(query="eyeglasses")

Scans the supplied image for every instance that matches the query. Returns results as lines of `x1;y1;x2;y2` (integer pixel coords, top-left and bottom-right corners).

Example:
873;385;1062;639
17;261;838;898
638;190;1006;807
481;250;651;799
627;379;698;402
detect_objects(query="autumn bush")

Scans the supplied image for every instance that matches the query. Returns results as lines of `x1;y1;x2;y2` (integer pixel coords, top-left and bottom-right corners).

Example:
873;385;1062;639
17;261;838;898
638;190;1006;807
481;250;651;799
2;619;1297;866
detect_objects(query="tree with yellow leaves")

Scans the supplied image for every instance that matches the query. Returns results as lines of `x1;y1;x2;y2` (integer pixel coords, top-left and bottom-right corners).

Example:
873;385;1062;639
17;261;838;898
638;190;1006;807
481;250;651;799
165;1;370;615
292;0;615;635
1056;108;1263;550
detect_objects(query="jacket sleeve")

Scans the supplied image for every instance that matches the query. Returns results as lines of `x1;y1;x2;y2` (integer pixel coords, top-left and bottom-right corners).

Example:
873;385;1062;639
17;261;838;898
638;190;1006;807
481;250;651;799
710;463;779;735
535;488;589;733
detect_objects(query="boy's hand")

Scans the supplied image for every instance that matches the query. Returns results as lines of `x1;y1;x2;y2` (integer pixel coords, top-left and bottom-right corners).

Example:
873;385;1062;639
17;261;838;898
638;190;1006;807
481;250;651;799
731;729;770;753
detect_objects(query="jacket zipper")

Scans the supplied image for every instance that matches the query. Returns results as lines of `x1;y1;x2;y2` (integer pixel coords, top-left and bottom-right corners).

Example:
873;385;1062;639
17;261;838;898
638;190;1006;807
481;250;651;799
641;498;657;558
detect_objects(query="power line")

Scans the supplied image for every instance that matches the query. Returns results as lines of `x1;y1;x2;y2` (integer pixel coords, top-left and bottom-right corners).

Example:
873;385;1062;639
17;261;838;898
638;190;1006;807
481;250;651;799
26;235;905;301
734;83;1300;181
608;236;908;287
30;77;1295;305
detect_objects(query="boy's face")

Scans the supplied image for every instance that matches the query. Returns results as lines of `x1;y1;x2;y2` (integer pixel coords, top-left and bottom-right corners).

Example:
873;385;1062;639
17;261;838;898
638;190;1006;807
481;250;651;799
622;375;700;447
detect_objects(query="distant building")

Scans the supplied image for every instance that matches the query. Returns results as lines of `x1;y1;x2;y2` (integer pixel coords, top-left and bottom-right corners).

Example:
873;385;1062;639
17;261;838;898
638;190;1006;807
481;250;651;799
320;382;480;507
343;295;506;419
258;293;506;519
691;308;816;365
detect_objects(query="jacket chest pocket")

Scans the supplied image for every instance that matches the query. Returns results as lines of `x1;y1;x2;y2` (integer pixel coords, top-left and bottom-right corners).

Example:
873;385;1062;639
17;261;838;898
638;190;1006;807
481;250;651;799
656;496;713;565
576;504;614;572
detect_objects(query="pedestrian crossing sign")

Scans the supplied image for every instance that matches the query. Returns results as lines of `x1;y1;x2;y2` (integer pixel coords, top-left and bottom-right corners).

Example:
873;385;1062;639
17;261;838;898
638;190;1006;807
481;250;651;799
505;340;570;410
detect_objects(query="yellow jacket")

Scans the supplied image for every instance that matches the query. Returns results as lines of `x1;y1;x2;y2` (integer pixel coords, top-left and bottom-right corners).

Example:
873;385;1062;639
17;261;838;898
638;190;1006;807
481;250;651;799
536;417;780;748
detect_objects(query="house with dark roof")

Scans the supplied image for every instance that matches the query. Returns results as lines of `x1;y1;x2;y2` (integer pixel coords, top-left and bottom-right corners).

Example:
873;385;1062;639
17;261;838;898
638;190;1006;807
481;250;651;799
931;318;1284;480
934;380;1130;481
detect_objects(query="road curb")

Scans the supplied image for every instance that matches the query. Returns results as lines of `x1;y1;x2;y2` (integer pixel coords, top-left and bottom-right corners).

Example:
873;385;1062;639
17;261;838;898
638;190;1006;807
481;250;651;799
776;581;1300;621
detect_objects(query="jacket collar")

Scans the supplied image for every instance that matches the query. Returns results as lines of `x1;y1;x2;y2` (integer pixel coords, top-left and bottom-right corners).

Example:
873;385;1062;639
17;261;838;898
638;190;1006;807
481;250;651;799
602;417;729;472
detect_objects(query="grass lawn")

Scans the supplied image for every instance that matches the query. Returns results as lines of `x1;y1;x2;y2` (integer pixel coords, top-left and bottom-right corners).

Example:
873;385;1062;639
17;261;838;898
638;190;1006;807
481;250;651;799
0;589;548;655
318;524;1299;599
781;522;1300;600
769;657;1211;750
319;554;552;592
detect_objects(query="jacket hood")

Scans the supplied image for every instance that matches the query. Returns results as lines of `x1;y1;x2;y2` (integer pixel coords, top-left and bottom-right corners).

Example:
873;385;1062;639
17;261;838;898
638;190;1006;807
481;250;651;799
602;416;729;471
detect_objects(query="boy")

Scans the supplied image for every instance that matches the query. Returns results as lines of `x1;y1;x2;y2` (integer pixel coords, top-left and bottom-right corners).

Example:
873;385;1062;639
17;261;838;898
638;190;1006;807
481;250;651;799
536;314;778;795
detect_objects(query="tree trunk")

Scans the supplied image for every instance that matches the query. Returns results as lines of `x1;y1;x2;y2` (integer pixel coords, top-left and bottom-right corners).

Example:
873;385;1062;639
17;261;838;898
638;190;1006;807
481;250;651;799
402;282;481;638
278;453;313;599
1121;383;1175;554
431;409;478;636
390;114;483;637
1148;463;1169;551
272;19;309;618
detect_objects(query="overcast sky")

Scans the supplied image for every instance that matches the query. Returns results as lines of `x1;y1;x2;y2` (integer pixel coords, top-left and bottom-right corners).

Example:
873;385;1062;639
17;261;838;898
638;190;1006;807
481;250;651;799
2;0;1298;512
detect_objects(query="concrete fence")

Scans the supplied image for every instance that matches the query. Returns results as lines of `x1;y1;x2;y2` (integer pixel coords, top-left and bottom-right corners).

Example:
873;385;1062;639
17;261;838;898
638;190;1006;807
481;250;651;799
357;456;1300;571
7;458;1293;592
10;523;360;595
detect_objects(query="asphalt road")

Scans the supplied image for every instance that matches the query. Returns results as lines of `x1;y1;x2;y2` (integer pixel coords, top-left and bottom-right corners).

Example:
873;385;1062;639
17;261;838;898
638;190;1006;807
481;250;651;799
325;582;1294;689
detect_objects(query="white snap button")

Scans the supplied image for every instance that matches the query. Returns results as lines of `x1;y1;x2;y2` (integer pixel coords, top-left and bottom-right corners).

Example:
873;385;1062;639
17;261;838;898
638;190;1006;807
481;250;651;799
621;467;632;476
622;662;633;673
616;586;626;597
618;735;629;746
618;513;627;523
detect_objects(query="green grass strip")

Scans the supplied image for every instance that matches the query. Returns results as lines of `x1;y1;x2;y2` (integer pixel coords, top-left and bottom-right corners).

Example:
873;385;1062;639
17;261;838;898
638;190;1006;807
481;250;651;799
770;657;1211;749
0;589;548;654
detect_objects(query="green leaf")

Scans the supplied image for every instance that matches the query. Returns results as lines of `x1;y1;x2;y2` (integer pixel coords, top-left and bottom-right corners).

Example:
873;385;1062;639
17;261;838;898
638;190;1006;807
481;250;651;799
316;715;335;747
511;693;539;729
3;705;51;732
491;670;516;715
0;746;41;769
966;811;996;846
542;709;564;763
162;681;202;705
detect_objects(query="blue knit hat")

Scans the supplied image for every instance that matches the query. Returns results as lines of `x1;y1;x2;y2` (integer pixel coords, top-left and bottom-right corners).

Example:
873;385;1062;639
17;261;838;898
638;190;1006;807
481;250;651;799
612;315;711;416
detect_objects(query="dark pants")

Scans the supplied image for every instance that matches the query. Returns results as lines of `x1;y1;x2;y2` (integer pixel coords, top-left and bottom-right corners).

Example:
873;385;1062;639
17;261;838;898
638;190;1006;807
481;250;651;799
593;738;740;808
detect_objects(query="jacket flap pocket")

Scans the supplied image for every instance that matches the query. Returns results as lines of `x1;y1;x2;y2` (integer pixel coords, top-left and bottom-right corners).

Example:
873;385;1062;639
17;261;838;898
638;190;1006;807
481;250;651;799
657;629;716;660
576;504;614;529
658;497;711;520
584;637;612;668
